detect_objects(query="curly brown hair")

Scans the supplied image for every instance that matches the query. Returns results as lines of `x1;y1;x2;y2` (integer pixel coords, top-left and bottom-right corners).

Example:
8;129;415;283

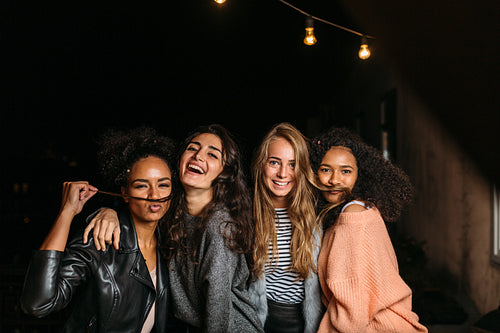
96;126;177;191
310;127;414;230
163;124;254;266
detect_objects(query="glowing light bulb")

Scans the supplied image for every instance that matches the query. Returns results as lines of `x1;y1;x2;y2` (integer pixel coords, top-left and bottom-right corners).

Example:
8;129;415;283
358;36;371;60
214;0;226;3
303;17;317;46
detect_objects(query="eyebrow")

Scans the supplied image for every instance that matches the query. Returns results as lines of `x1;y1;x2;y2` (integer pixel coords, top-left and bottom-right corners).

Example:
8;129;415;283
131;177;171;184
319;163;354;169
189;141;223;155
269;155;295;161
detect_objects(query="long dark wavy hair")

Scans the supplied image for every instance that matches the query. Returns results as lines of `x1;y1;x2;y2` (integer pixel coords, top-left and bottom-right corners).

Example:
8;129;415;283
309;127;414;230
162;124;254;267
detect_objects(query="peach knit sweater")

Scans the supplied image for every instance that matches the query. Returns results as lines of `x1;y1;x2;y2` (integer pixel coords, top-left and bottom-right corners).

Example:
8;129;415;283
317;207;427;333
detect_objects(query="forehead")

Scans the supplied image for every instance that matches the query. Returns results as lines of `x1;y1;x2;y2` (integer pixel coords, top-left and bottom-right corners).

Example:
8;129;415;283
322;146;357;165
130;156;171;175
268;137;295;160
190;132;222;149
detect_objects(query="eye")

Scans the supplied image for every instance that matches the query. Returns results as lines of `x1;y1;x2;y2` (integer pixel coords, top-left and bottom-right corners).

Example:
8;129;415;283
269;160;279;166
186;145;198;152
289;162;296;169
342;169;352;174
208;152;219;159
319;167;331;173
159;183;171;188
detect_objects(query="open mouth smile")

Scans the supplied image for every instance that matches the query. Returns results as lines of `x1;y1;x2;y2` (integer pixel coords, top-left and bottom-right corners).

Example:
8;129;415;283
187;163;205;174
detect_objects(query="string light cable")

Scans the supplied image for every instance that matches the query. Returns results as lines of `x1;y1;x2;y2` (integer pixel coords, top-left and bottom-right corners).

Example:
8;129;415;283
275;0;375;59
214;0;375;59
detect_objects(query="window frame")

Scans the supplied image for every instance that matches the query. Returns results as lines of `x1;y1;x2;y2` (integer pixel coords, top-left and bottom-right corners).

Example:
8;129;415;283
492;184;500;266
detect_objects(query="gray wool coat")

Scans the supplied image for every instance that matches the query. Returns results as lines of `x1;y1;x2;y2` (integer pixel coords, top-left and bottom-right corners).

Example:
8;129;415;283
168;208;264;333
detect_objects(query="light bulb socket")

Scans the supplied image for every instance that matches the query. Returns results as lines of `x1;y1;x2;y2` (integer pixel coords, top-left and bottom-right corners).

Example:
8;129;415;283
305;16;314;29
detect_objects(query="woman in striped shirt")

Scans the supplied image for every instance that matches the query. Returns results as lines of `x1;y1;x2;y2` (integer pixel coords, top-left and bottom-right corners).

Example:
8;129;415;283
248;123;323;333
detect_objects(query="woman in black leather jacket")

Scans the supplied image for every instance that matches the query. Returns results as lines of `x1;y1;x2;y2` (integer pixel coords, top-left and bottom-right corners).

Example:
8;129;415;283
20;127;176;333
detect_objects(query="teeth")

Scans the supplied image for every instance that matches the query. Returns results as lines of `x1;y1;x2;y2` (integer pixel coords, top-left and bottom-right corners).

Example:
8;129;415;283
188;164;205;174
274;181;289;186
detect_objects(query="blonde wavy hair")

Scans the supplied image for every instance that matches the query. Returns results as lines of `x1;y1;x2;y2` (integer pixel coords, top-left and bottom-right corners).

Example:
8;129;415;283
251;123;319;280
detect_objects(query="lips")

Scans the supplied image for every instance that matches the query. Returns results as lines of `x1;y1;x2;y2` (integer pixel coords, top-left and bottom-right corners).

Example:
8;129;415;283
149;204;163;213
186;163;205;174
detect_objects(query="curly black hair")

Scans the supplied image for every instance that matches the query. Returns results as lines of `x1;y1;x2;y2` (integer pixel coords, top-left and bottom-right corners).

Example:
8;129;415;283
310;127;413;229
96;126;177;191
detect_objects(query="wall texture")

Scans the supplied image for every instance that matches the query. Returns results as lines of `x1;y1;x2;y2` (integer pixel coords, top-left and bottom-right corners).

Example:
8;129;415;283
396;79;500;315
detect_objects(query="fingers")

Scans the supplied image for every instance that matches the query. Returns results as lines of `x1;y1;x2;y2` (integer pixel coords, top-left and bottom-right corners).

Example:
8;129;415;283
82;218;95;244
112;226;121;250
60;181;98;217
87;208;121;251
93;220;105;251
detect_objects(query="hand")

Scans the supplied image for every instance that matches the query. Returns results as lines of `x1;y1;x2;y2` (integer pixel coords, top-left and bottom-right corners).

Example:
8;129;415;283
39;181;97;251
60;181;98;217
83;208;121;251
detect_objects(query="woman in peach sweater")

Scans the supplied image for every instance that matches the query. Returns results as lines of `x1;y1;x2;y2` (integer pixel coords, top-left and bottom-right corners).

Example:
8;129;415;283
309;127;427;332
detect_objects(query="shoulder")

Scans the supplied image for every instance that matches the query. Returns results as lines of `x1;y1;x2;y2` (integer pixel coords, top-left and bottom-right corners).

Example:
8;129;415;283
336;203;383;227
342;203;368;213
205;206;233;234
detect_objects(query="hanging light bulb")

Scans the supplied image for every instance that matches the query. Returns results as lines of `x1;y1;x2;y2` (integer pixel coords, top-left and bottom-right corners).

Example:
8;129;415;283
214;0;226;3
303;16;317;46
358;36;371;60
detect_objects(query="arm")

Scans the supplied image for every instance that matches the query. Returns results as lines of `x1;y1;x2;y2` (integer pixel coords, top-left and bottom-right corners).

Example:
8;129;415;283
319;223;369;332
21;181;99;316
199;228;234;332
40;182;98;251
198;219;250;332
319;209;409;332
83;208;121;251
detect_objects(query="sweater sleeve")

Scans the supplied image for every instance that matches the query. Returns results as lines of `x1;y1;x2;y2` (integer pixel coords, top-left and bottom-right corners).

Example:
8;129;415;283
197;219;242;332
318;208;425;332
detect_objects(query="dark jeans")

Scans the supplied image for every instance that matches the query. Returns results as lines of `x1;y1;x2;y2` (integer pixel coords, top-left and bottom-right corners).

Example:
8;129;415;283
264;298;304;333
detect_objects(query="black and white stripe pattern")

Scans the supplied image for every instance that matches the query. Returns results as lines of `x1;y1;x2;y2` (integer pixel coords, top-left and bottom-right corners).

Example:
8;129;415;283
264;208;305;304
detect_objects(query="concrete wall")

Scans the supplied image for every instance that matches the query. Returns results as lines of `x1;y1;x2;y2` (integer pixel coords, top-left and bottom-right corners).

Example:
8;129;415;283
396;80;500;314
334;59;500;315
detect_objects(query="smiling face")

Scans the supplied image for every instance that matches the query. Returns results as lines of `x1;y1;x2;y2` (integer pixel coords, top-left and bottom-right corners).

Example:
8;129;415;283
179;132;225;192
317;146;358;205
123;156;172;224
262;137;296;208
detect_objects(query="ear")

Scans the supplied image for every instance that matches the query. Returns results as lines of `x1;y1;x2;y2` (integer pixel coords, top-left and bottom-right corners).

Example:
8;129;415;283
121;186;129;203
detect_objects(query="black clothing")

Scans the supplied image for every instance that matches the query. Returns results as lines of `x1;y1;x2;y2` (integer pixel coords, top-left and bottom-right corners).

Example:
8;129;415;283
20;210;169;333
264;299;305;333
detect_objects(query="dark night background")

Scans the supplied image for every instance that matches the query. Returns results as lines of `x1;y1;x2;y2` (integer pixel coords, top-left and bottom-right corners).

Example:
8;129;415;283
1;0;499;330
1;0;369;248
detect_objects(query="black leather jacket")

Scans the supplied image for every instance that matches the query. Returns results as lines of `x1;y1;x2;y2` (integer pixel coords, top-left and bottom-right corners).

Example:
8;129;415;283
20;210;169;332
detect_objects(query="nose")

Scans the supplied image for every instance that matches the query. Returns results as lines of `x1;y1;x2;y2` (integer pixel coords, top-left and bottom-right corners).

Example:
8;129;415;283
329;170;342;185
149;186;160;199
194;150;205;162
277;165;287;178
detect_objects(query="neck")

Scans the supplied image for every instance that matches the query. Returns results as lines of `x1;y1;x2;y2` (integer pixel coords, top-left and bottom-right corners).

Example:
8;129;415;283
272;196;289;209
134;221;157;248
184;187;213;216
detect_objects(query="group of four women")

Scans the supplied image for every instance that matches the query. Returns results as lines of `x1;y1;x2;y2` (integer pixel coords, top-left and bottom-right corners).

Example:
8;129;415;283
20;122;428;332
